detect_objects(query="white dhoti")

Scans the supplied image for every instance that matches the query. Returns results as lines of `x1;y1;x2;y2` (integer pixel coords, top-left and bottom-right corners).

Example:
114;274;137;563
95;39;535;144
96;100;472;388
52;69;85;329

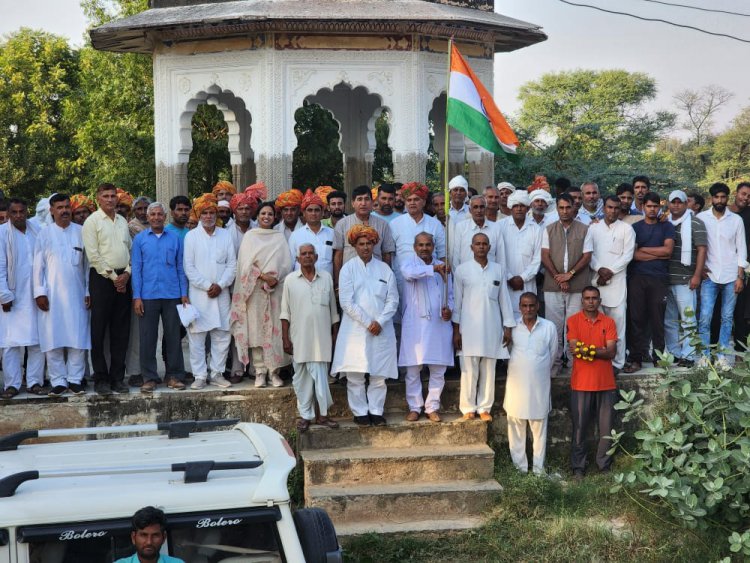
459;356;496;414
345;372;387;416
187;329;231;380
507;415;549;474
405;365;446;414
46;348;86;387
3;346;44;390
292;361;333;420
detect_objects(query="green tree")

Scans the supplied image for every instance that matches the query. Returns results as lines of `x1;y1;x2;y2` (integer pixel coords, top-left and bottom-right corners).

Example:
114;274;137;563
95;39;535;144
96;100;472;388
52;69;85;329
187;104;231;197
372;111;393;184
0;29;79;202
292;102;343;190
703;106;750;187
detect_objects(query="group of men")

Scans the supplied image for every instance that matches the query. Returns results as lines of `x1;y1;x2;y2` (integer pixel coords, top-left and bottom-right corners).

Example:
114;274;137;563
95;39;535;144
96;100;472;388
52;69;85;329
1;172;747;479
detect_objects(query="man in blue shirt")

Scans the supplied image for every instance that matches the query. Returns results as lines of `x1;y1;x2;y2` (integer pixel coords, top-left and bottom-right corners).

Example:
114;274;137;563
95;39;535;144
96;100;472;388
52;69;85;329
132;202;189;392
164;195;191;240
115;506;184;563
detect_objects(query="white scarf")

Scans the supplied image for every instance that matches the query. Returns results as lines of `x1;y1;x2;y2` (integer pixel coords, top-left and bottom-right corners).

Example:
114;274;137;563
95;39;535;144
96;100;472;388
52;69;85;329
669;209;693;266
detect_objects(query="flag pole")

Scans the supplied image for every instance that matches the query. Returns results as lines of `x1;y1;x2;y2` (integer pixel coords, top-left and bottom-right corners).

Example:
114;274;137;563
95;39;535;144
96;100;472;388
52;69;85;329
442;37;453;309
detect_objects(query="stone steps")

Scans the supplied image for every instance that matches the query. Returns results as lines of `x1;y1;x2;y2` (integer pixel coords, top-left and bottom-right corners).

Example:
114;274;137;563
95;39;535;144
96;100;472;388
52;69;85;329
299;413;500;536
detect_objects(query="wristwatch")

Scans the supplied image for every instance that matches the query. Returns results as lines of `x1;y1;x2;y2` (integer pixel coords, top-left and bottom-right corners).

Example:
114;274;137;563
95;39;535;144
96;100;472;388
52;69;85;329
569;269;576;276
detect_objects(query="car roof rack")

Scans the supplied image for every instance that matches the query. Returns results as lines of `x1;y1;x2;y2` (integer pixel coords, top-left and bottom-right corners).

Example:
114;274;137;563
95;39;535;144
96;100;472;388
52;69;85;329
0;459;263;497
0;418;240;451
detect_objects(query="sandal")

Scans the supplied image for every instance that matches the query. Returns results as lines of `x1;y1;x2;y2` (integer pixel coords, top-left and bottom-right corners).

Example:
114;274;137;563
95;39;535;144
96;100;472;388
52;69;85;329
622;362;642;374
27;384;45;395
315;416;339;429
296;419;311;433
1;386;19;399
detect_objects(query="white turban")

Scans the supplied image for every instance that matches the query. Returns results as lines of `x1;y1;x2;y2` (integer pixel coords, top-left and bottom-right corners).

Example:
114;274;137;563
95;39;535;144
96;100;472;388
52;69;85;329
496;181;515;192
529;189;552;205
508;190;531;208
448;175;469;190
217;200;231;208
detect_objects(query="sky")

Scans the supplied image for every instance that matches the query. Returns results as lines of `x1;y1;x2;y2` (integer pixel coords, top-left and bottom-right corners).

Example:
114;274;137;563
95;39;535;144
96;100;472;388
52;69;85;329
1;0;749;136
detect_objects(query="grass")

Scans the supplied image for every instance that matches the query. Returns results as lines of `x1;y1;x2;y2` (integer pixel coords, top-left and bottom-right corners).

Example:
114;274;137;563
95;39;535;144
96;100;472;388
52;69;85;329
340;445;727;562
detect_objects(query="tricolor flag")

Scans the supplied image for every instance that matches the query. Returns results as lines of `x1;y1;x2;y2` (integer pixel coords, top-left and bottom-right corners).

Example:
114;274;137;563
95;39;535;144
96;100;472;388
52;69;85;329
447;43;519;160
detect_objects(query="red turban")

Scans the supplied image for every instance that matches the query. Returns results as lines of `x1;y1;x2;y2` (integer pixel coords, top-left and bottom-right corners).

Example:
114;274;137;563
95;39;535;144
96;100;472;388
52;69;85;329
116;188;133;208
193;193;219;216
212;180;236;195
347;224;380;246
244;181;267;202
275;189;304;210
314;185;335;204
526;175;550;193
230;192;259;213
301;189;325;210
400;182;429;201
70;194;95;213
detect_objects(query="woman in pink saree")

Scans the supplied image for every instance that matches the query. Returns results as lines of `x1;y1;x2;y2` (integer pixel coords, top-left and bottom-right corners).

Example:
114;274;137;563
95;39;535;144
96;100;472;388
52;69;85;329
230;202;293;387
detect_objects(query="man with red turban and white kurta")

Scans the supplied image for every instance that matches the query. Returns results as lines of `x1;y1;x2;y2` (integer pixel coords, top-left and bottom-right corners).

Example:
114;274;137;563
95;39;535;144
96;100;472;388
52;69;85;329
274;189;304;241
330;225;399;426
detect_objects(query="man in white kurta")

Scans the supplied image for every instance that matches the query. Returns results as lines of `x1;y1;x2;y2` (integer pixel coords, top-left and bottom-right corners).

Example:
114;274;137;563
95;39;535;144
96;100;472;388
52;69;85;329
588;197;635;369
452;232;516;421
399;233;453;422
183;202;237;389
451;195;504;272
497;190;543;317
33;194;90;396
281;244;340;432
0;199;44;398
504;293;558;474
330;225;399;426
288;190;335;277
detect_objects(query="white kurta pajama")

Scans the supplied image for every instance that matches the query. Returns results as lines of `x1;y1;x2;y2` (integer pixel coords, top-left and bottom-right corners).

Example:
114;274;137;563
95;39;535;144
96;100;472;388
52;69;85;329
0;222;44;390
280;269;339;420
504;317;558;474
399;256;454;414
450;219;504;273
331;256;399;416
33;222;90;387
497;216;543;316
453;259;516;415
183;226;237;381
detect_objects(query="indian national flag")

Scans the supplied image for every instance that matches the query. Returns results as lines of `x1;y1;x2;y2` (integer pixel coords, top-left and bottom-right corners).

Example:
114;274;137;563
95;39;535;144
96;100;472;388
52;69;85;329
447;43;519;159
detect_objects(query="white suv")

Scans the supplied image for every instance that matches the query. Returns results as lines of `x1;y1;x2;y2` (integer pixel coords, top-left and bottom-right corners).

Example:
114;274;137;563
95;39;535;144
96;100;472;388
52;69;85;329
0;420;342;563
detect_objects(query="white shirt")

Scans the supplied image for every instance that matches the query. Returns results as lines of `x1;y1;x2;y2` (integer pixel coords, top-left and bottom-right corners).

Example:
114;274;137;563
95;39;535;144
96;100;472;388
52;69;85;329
542;221;594;272
288;224;335;276
453;259;516;359
33;223;90;352
504;317;558;419
280;269;339;363
273;218;303;242
588;219;635;307
697;208;748;284
448;204;470;223
530;210;559;229
0;223;38;347
497;216;542;314
451;218;504;272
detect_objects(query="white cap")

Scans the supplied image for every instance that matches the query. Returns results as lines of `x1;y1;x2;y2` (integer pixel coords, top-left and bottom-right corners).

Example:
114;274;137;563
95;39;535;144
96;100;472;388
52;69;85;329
508;190;531;208
669;190;687;202
496;181;515;192
217;200;231;208
529;189;552;204
448;175;469;190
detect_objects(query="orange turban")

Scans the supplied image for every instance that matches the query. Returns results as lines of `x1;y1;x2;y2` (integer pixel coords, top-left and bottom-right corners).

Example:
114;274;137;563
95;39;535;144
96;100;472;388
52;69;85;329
212;180;236;195
347;224;380;246
230;191;259;213
275;189;304;210
244;181;267;202
526;174;550;193
70;194;95;213
301;189;325;210
193;193;218;216
314;185;335;204
116;188;133;208
400;182;429;201
371;187;379;200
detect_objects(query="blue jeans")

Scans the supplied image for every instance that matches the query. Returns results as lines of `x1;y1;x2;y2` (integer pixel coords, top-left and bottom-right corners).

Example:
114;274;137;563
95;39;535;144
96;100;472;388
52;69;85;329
665;284;697;360
698;279;737;356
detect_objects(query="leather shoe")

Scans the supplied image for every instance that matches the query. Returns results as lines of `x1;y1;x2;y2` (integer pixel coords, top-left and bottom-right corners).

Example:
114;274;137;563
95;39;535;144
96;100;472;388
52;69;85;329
127;374;143;387
353;415;371;426
111;381;129;394
405;411;420;422
426;411;441;423
166;378;186;390
140;381;157;393
315;416;339;429
479;412;493;422
229;373;244;384
370;414;387;426
623;362;641;374
462;412;476;421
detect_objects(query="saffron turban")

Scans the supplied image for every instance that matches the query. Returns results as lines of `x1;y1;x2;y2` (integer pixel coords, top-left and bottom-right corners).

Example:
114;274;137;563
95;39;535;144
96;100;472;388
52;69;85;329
371;187;379;201
230;191;259;213
244;181;267;203
526;175;550;193
400;182;429;201
448;175;468;190
212;180;236;195
347;224;380;246
508;190;531;208
314;185;335;204
70;194;95;212
116;188;133;208
301;189;325;210
193;193;218;216
275;189;304;210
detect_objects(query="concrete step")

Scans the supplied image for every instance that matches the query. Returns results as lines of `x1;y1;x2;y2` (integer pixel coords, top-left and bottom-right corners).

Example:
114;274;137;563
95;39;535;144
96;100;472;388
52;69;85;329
307;479;502;526
334;517;487;537
302;443;496;486
298;413;487;450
